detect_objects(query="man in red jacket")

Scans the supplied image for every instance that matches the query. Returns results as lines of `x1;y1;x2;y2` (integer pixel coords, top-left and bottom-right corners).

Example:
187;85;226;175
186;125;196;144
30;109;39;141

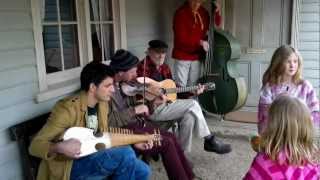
172;0;222;89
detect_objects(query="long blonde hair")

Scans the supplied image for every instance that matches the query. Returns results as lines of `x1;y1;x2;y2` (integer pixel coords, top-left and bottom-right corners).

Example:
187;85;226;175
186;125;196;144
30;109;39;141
260;96;317;165
262;45;303;86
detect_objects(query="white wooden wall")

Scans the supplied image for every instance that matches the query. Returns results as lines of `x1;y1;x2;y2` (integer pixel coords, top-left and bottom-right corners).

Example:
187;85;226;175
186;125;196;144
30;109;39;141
0;0;58;179
299;0;320;95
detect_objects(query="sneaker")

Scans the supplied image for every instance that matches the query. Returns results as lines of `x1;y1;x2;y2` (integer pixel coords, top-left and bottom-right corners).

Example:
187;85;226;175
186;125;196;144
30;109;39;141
204;136;232;154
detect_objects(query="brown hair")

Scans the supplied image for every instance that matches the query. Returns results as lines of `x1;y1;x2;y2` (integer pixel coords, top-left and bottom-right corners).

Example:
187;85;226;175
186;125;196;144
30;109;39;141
260;95;318;165
262;45;303;86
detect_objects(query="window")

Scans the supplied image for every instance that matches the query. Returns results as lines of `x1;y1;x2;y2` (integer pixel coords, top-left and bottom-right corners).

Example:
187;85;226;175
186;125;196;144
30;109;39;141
89;0;115;62
32;0;126;102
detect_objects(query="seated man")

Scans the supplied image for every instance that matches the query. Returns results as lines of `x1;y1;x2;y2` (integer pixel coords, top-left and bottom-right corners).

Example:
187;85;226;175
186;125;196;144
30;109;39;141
108;49;194;180
137;40;232;154
29;62;151;180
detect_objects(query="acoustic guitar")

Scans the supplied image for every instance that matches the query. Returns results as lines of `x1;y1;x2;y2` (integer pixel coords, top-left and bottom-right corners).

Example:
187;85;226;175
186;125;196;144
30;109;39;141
63;127;161;157
129;77;215;102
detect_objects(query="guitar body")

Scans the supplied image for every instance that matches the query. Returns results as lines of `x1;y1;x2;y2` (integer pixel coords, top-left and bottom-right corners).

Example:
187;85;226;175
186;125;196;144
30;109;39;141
63;127;160;157
158;79;177;102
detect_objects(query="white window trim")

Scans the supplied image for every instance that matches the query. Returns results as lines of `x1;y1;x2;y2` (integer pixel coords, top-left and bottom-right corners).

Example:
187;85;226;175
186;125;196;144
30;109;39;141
85;0;127;62
31;0;127;103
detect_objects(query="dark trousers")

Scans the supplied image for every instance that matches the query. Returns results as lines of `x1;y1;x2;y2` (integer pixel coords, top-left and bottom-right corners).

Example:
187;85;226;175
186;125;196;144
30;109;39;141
124;121;194;180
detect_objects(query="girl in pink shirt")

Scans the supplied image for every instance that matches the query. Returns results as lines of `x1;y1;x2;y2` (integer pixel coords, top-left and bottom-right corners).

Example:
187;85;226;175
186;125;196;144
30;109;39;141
257;46;320;145
245;96;319;180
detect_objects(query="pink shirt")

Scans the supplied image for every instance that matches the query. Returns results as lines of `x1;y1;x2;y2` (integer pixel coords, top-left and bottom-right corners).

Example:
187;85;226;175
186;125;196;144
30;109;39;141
258;80;320;134
244;152;320;180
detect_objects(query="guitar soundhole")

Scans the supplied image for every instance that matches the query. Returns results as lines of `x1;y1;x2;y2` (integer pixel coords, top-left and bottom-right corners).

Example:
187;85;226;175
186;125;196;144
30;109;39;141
95;143;106;151
94;131;103;137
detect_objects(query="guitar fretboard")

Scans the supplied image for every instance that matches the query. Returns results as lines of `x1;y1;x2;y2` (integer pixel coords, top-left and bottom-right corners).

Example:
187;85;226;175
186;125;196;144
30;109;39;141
165;84;210;94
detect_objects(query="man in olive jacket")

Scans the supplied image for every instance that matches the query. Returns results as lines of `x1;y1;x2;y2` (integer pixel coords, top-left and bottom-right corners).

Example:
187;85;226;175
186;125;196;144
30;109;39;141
29;62;151;180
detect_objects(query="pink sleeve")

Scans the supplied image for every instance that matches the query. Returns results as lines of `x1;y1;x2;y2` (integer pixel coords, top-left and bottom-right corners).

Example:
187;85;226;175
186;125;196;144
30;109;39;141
305;82;320;126
258;86;273;134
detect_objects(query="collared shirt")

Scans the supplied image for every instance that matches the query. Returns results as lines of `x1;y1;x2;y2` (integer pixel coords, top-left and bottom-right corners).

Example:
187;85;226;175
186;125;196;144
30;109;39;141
137;56;172;81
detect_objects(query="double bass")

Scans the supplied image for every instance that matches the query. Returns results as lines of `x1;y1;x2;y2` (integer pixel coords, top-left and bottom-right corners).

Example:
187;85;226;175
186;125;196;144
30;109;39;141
198;0;248;116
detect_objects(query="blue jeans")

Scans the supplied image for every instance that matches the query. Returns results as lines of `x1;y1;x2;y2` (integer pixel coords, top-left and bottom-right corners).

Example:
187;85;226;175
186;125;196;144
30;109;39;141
70;146;150;180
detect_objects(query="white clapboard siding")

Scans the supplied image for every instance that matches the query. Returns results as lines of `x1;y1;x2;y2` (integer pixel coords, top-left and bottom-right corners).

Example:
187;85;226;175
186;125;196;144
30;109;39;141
0;157;23;180
0;142;20;167
0;49;36;71
0;83;37;109
0;66;37;90
0;99;57;132
301;3;319;12
301;22;320;31
300;42;319;50
304;59;320;68
0;0;61;179
0;11;32;30
0;130;11;147
302;0;319;4
300;13;319;22
0;0;28;10
0;31;35;51
300;50;320;60
300;32;320;41
299;0;320;95
303;69;320;79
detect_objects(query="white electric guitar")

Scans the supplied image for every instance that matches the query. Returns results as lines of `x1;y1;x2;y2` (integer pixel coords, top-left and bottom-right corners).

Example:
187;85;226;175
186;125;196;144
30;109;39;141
63;127;161;157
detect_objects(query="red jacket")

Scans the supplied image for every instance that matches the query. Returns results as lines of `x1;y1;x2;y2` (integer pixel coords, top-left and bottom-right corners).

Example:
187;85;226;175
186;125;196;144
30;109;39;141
172;3;209;61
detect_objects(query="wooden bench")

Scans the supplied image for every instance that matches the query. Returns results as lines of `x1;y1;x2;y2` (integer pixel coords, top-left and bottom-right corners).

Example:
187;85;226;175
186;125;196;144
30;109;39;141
10;113;49;180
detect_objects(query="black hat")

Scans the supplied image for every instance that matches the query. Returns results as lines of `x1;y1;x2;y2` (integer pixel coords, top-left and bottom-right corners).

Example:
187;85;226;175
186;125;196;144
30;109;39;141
148;40;168;52
110;49;139;72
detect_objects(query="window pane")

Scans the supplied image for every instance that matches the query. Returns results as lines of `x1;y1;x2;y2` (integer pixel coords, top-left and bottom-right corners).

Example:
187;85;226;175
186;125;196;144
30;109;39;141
91;24;102;61
91;24;114;62
43;26;62;73
89;0;113;21
62;25;80;70
59;0;77;21
102;24;114;60
44;0;58;21
100;0;113;21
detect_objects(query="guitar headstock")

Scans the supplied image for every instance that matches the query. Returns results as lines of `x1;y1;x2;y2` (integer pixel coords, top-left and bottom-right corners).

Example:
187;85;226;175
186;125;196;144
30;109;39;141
152;129;162;146
204;82;215;91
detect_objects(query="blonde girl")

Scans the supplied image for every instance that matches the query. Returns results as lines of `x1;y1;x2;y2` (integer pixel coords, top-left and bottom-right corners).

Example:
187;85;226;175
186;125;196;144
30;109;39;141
258;45;319;137
245;96;319;179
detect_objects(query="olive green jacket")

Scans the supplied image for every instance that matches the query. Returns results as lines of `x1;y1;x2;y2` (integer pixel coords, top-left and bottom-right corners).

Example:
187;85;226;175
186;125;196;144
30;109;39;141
29;91;109;180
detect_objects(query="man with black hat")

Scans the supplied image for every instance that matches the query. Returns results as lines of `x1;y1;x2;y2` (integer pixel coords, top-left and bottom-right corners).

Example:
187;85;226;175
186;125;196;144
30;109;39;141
137;40;232;154
108;49;195;180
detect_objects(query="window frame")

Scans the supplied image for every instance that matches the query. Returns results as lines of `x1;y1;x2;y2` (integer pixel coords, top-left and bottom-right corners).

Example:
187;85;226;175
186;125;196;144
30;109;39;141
31;0;127;102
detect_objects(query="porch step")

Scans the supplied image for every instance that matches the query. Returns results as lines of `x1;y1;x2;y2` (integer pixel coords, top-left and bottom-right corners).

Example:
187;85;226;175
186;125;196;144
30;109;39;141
203;107;258;123
225;110;257;123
